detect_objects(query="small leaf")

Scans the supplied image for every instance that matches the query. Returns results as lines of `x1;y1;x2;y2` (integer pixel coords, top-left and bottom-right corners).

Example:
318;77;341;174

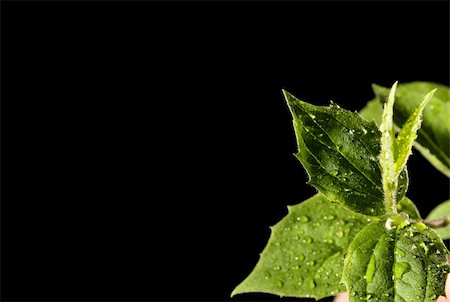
379;82;399;214
283;90;407;216
231;194;372;299
394;89;435;179
342;221;450;301
373;82;450;178
379;82;397;186
426;200;450;240
397;197;421;220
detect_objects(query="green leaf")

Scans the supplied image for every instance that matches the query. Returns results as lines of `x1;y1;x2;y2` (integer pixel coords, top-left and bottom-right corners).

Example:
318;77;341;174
359;94;450;178
231;194;372;299
379;82;399;214
359;98;383;126
379;82;397;186
426;200;450;240
397;197;421;220
283;90;408;216
342;221;450;301
373;82;450;177
394;89;435;179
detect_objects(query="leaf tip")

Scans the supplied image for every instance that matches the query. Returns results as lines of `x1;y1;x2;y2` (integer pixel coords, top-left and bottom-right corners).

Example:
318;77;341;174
371;83;385;96
423;88;437;104
230;286;241;298
388;81;398;102
282;89;301;116
281;89;294;102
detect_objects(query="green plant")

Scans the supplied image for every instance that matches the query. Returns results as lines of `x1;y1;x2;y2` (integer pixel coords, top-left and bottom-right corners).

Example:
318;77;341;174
232;81;450;301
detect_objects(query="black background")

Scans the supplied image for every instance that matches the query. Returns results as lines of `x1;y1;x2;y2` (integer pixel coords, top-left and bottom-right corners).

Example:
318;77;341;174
2;1;449;302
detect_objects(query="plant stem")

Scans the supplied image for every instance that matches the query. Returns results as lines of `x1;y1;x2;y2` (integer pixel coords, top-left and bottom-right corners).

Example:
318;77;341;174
383;181;398;215
423;215;450;229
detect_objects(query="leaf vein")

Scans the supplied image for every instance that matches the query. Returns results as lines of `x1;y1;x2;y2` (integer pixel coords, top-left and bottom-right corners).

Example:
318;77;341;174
307;112;383;191
299;126;382;200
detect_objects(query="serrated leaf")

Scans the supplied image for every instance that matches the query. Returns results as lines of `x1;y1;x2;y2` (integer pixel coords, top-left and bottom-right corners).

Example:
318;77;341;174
373;82;450;178
283;90;408;216
426;200;450;240
397;197;421;220
342;221;450;302
359;94;450;178
231;194;372;299
394;89;435;179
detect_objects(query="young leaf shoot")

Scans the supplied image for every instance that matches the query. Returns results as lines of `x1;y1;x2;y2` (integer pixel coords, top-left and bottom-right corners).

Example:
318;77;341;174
233;82;450;302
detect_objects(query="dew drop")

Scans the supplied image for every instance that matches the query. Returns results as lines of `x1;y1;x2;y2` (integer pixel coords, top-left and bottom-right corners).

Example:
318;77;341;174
302;236;313;244
419;242;429;254
362;128;368;135
336;230;344;238
324;238;334;244
414;222;427;231
395;248;405;258
276;280;284;288
394;262;410;280
292;235;300;240
295;254;305;262
324;214;335;220
350;291;356;297
306;260;315;266
273;265;281;271
330;170;339;176
308;279;316;289
297;215;309;223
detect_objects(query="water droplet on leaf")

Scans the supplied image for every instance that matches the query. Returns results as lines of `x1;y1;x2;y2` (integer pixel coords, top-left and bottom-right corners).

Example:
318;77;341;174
394;262;410;280
302;236;313;244
324;214;335;220
295;254;305;262
276;280;284;288
297;215;309;223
